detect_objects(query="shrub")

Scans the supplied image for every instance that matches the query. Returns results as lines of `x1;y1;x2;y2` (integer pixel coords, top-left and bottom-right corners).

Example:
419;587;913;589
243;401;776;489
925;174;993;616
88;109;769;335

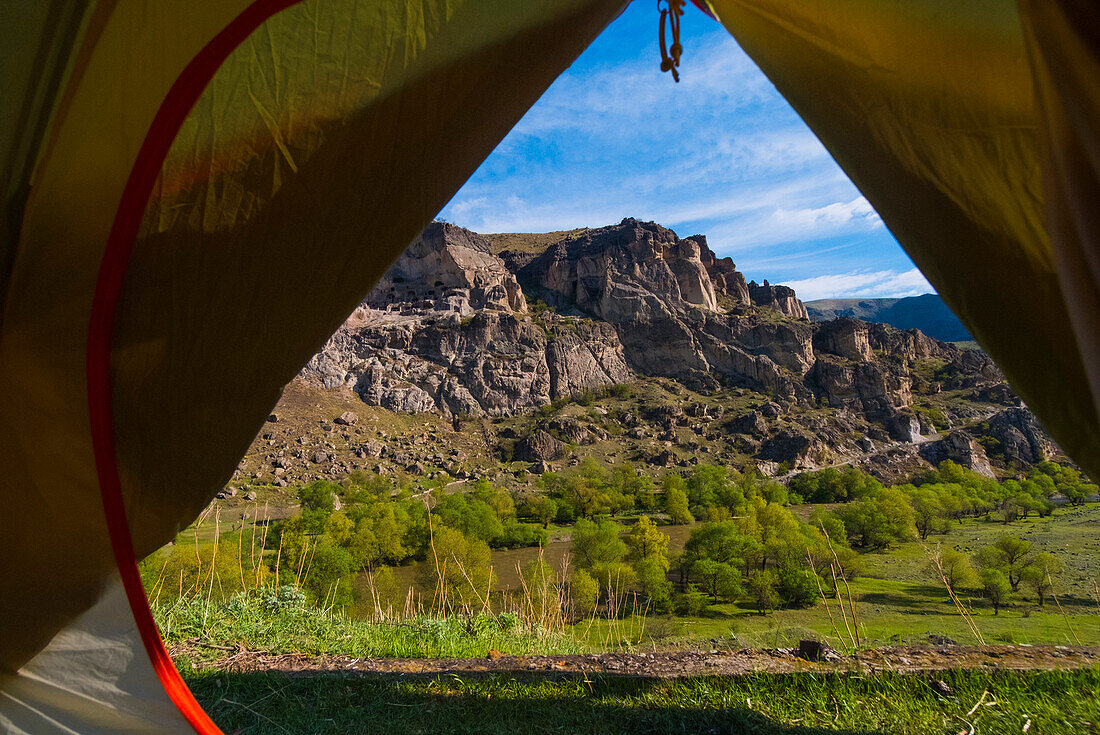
776;565;818;609
673;585;709;616
263;585;307;612
569;569;599;619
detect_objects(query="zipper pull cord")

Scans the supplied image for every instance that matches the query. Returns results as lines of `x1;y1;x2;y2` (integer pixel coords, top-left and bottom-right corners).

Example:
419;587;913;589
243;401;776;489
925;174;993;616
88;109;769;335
659;0;686;82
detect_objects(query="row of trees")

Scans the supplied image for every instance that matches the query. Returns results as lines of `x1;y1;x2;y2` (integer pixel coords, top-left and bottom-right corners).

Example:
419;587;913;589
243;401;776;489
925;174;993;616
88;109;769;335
147;454;1089;621
933;535;1065;614
527;459;790;527
792;460;1095;521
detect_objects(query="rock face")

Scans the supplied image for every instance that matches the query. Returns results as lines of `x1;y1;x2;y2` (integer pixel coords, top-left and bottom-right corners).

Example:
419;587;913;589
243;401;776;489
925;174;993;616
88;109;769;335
305;223;630;416
814;318;873;362
983;408;1058;465
521;219;815;395
367;221;526;315
748;280;809;320
278;217;1062;481
920;430;996;478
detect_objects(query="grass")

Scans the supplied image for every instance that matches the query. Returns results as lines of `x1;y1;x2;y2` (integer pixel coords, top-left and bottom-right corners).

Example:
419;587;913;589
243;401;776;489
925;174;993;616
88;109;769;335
180;666;1100;734
155;593;584;663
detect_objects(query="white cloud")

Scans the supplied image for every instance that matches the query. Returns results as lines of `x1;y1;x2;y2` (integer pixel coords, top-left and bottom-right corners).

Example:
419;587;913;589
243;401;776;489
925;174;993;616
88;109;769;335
773;197;883;232
779;268;934;301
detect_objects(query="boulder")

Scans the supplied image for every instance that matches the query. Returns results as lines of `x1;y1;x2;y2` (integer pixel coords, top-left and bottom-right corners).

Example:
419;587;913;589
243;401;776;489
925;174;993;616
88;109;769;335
727;412;767;436
515;430;565;462
758;430;813;465
335;411;359;426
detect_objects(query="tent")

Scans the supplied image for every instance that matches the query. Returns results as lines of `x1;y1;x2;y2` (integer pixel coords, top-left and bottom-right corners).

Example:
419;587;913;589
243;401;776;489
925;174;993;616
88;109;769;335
1;0;1097;731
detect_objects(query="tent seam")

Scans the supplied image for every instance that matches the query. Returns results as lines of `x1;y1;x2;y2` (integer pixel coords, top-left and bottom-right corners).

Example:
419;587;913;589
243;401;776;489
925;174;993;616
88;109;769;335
85;1;304;733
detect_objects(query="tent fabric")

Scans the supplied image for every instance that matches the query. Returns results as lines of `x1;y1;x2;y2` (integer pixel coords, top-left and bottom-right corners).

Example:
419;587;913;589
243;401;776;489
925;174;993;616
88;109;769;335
0;579;194;735
0;0;625;682
1020;0;1100;445
2;0;1100;732
707;0;1100;480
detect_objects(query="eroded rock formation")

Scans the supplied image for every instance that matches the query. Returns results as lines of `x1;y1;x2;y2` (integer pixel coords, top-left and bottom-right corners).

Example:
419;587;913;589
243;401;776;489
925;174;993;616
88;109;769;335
282;217;1060;480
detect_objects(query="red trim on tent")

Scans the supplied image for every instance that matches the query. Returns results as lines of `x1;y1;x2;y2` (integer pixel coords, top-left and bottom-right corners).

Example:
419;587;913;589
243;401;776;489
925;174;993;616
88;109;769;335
688;0;716;20
87;1;302;733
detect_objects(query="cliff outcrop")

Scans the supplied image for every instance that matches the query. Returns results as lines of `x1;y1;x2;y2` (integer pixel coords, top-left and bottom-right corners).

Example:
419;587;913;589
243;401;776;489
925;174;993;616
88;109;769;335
267;218;1063;484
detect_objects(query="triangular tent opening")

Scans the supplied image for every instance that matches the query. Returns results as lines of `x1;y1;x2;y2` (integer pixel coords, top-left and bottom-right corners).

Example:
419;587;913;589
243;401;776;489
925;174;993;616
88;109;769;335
2;1;1099;732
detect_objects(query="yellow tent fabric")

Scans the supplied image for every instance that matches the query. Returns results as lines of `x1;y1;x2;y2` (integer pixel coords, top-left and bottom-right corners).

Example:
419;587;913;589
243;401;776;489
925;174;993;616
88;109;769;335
708;0;1100;478
0;0;624;683
2;0;1100;731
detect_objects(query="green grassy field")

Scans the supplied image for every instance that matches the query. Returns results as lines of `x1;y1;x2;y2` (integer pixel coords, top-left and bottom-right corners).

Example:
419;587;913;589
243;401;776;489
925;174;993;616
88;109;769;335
181;667;1100;734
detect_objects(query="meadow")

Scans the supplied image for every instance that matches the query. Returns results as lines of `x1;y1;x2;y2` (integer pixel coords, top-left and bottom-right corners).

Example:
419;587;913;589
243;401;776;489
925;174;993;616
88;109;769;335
179;666;1100;734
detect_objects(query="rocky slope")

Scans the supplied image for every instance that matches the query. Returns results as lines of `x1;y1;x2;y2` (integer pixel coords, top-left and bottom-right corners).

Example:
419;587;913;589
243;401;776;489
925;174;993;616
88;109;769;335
231;219;1066;491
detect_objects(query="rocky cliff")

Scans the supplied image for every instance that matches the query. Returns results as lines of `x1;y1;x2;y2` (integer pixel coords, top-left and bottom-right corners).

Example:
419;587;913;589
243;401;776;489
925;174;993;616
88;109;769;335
306;222;630;417
239;218;1064;488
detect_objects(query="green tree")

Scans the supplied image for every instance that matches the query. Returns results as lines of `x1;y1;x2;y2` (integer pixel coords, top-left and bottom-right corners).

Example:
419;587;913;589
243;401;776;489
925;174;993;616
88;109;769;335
360;503;409;565
568;569;599;619
692;558;743;603
932;548;978;592
1022;551;1063;606
469;477;516;520
683;521;755;569
673;584;709;616
526;495;558;528
980;568;1012;615
496;519;548;549
908;487;948;539
323;512;354;546
976;536;1033;591
686;464;732;508
434;493;503;544
662;475;693;525
298;480;338;512
298;480;338;532
633;555;673;612
625;516;669;563
571;518;626;570
419;526;496;611
302;537;353;608
776;564;818;609
832;489;916;549
747;570;780;615
749;499;803;570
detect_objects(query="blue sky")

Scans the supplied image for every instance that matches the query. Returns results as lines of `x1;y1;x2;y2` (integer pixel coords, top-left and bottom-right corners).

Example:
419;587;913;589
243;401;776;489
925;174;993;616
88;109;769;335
436;2;934;301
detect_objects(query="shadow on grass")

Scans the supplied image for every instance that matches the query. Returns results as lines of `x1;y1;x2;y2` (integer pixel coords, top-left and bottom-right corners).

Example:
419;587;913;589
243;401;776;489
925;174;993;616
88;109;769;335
183;670;884;735
859;588;951;609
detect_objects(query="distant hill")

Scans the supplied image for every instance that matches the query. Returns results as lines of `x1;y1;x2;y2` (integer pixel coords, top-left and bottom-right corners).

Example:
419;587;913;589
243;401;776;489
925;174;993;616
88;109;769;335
804;293;972;342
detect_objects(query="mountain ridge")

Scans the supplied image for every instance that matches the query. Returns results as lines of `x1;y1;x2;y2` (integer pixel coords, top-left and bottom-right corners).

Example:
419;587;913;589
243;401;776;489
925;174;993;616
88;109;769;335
231;219;1066;494
805;294;972;342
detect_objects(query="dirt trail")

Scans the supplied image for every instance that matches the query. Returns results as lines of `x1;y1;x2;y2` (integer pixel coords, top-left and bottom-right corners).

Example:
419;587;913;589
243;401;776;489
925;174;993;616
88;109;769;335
172;643;1100;678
